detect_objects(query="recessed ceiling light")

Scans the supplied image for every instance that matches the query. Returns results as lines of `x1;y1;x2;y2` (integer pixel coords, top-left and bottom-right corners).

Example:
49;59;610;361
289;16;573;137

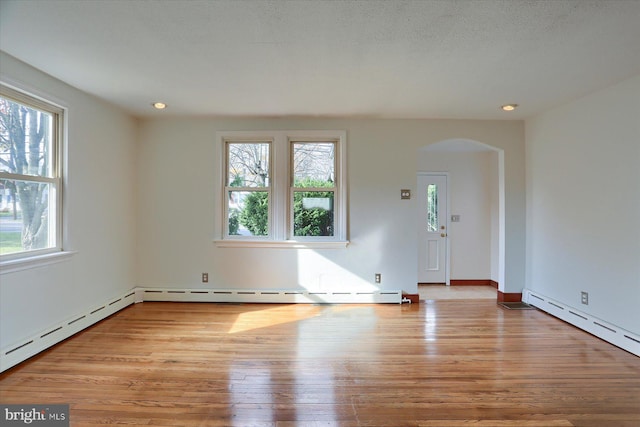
152;102;167;110
501;104;518;111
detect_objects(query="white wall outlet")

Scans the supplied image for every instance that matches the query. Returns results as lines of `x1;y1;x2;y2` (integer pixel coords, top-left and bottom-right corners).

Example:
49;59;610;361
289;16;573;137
202;273;209;283
375;273;381;283
581;291;588;305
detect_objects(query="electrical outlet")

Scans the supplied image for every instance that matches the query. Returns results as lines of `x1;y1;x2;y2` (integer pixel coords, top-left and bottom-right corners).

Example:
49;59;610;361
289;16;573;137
581;291;588;305
400;189;411;199
202;273;209;283
375;273;381;283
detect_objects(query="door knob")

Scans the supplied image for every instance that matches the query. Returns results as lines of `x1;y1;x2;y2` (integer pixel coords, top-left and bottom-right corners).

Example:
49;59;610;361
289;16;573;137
441;233;447;237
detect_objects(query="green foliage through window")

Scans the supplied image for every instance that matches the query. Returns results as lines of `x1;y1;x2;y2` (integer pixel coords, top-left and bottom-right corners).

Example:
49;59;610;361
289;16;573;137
229;178;334;238
293;178;334;237
293;191;334;236
238;192;269;236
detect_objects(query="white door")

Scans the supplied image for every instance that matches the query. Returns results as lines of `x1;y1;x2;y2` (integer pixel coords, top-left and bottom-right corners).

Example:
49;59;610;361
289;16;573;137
417;174;448;283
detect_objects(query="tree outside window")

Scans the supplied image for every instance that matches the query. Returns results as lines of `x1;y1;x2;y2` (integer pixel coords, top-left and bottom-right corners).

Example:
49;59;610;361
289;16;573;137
0;87;61;257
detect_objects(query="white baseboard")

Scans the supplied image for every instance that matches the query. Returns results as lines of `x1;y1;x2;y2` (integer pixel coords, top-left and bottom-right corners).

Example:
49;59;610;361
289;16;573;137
522;288;640;357
1;287;402;372
0;290;136;372
136;287;403;304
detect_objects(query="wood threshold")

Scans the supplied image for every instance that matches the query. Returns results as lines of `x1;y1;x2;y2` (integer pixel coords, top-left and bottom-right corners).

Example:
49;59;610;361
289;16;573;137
449;279;499;288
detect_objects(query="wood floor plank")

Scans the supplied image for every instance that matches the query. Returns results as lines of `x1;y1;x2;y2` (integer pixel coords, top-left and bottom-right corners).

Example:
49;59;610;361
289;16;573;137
1;300;639;426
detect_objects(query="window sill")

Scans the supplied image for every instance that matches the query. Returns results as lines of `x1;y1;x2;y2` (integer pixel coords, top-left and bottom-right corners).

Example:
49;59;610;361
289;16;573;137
214;240;349;249
0;250;77;275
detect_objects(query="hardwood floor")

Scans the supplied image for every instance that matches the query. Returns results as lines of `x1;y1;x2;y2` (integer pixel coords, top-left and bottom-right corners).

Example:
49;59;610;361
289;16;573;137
1;300;639;426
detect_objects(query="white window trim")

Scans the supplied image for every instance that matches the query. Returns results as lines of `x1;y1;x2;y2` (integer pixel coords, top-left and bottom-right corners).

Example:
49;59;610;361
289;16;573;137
0;83;66;265
0;250;77;275
215;130;348;248
222;137;274;241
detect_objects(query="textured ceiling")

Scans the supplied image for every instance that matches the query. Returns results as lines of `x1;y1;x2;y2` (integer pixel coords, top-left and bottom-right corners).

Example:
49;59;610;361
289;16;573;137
1;0;639;119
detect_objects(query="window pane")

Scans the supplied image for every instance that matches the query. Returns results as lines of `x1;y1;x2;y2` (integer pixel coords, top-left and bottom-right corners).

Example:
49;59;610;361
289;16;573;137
228;142;269;187
0;96;53;178
228;190;268;236
293;142;335;187
0;179;53;254
293;190;334;237
427;184;438;232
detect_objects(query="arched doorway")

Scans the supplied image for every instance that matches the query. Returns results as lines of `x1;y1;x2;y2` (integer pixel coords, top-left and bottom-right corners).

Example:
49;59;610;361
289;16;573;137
417;139;505;298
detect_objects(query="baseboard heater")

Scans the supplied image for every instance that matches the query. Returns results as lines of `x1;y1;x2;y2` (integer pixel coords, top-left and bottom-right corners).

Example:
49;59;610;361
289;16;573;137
137;287;403;304
522;288;640;357
0;290;136;373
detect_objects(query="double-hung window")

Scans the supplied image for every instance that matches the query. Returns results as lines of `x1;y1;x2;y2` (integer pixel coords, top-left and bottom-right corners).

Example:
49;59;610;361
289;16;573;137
218;131;347;247
225;140;272;237
291;140;336;238
0;84;63;260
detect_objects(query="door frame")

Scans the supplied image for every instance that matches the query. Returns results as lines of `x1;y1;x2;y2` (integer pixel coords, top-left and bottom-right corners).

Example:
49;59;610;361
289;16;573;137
417;172;451;286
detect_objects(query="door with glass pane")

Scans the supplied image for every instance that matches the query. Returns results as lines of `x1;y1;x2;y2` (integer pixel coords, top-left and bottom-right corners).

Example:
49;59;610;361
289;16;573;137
417;174;448;283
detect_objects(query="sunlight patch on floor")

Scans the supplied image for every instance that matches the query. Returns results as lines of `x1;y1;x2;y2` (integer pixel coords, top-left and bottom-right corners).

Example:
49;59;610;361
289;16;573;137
228;304;356;334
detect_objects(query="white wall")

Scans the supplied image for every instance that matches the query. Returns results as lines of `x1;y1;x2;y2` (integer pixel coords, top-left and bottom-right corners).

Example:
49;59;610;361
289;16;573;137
418;150;498;281
0;53;137;349
137;118;524;294
526;74;640;335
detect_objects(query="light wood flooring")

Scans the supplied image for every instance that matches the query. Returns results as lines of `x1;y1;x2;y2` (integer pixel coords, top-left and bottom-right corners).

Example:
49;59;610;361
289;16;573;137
1;300;639;426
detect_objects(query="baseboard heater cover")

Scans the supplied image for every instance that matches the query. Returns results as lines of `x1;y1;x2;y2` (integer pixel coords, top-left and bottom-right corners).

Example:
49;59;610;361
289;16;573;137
136;288;403;304
522;289;639;357
0;290;136;373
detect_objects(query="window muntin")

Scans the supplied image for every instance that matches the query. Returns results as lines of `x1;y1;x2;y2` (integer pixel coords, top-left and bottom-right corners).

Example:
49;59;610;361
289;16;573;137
219;131;346;246
0;85;62;258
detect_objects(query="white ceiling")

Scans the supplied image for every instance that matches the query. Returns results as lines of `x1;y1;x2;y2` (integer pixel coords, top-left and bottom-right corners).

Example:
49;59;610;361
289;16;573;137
1;0;639;120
